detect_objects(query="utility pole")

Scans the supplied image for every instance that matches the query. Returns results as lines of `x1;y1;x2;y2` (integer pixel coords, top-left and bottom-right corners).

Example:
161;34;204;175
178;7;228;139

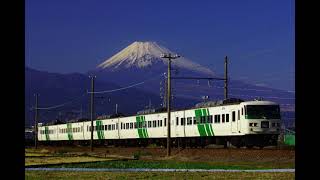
34;93;39;149
161;53;180;157
89;75;96;152
224;56;228;99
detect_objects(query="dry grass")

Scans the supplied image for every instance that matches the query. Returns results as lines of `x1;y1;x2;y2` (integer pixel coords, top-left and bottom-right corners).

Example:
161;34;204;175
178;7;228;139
25;156;114;166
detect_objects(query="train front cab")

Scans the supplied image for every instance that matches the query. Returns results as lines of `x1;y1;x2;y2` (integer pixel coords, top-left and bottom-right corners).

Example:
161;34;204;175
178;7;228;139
240;101;281;148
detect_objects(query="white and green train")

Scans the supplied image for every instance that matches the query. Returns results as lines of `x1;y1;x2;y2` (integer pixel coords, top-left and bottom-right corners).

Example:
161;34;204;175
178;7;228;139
38;99;281;148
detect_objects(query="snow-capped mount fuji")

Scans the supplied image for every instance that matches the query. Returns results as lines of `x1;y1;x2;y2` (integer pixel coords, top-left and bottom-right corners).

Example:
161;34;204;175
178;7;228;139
96;41;214;76
88;41;294;113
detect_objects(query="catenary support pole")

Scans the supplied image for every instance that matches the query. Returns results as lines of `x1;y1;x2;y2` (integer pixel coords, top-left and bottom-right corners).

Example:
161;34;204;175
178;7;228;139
161;53;180;156
89;76;96;152
224;56;228;99
34;93;39;149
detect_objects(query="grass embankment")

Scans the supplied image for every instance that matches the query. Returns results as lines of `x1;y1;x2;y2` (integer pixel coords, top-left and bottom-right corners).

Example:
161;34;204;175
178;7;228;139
25;147;294;169
25;148;119;166
25;171;295;180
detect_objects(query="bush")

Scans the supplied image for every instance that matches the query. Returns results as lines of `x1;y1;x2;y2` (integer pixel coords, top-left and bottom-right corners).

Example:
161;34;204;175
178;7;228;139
133;151;141;160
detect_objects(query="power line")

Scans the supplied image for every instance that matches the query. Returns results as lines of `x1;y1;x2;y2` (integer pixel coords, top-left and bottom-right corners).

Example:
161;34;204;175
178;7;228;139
88;73;165;94
228;93;295;100
36;92;87;110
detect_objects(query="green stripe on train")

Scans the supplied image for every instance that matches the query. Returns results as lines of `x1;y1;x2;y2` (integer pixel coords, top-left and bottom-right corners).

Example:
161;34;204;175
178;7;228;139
44;126;50;141
96;120;105;140
194;108;214;137
67;123;73;140
195;109;206;136
136;115;149;138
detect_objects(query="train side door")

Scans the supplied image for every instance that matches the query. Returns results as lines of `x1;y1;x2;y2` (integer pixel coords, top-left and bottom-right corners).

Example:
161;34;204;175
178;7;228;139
231;110;237;133
237;110;241;133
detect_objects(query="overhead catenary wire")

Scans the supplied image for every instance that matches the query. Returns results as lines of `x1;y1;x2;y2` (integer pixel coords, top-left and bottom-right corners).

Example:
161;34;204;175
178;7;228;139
171;86;295;100
87;73;165;94
36;92;87;110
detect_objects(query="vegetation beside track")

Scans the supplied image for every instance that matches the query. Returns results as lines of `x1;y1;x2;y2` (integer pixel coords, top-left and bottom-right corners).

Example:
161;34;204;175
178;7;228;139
25;146;295;169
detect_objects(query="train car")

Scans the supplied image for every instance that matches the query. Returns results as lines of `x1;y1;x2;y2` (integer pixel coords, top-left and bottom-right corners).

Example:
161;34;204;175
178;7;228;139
38;98;281;148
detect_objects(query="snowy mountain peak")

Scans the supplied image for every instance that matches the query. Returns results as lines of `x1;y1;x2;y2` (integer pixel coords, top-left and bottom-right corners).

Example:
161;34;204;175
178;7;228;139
97;41;214;75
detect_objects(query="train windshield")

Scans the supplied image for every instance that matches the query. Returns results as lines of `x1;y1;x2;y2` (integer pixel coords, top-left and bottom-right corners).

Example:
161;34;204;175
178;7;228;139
245;105;280;119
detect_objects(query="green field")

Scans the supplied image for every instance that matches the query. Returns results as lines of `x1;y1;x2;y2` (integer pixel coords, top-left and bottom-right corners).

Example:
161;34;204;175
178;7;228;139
25;171;294;180
43;159;294;170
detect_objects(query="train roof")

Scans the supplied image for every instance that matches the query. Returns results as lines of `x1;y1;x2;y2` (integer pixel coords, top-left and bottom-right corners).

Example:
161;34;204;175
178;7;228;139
240;100;278;106
39;99;279;126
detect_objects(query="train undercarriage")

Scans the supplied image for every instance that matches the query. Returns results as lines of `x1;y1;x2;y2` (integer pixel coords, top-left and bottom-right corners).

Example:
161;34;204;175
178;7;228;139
39;134;279;149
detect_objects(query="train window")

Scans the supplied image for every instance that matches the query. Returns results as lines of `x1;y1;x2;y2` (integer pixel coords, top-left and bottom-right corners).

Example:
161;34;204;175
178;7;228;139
214;115;218;123
164;118;167;126
272;122;275;127
153;120;156;127
187;117;192;125
193;117;197;124
160;120;162;127
158;120;160;127
232;111;235;122
200;116;204;124
218;115;221;123
130;123;133;129
244;106;247;115
241;108;243;115
208;115;213;123
222;114;225;123
116;123;118;130
238;110;240;120
181;118;185;125
111;124;114;130
105;125;108;131
226;114;229;122
113;124;115;130
143;121;147;128
176;117;179;126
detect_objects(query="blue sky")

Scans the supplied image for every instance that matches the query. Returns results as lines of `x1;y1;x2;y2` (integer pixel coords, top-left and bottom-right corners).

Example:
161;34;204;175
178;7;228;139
25;0;295;91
